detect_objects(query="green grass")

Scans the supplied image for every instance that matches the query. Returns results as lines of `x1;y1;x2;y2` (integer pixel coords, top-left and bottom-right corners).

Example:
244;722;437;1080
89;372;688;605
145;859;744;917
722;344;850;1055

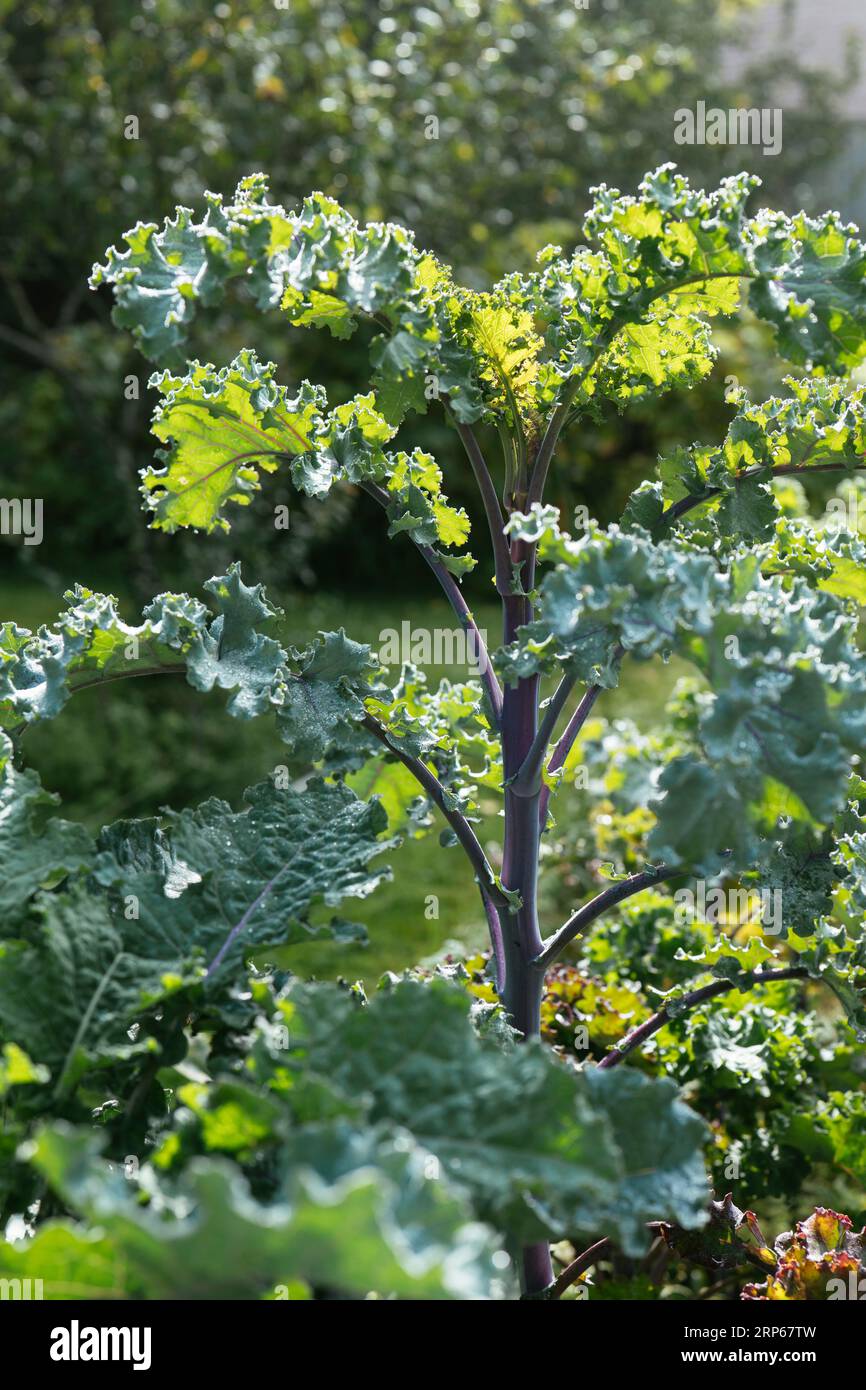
2;580;680;986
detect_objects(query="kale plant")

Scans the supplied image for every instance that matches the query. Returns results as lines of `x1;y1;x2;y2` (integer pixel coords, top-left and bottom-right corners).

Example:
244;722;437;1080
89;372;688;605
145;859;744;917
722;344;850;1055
1;166;865;1300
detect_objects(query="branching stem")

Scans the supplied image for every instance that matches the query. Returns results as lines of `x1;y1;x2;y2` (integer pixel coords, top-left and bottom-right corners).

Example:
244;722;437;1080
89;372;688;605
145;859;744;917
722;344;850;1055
538;681;604;827
597;966;809;1069
360;712;510;913
535;863;682;971
361;480;503;725
510;671;577;796
549;1238;610;1300
536;646;623;826
447;407;513;595
660;461;866;529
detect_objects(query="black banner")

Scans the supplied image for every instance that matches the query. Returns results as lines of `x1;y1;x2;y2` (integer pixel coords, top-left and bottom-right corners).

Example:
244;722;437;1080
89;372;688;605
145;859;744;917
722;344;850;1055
2;1295;858;1376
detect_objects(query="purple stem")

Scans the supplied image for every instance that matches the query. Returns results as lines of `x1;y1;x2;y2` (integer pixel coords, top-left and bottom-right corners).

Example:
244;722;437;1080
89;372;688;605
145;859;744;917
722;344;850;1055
500;532;552;1295
509;671;577;797
597;966;809;1070
361;713;510;912
660;461;866;531
361;480;503;726
538;644;624;828
416;544;503;726
548;1238;610;1300
480;888;506;993
449;412;513;597
535;863;680;971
